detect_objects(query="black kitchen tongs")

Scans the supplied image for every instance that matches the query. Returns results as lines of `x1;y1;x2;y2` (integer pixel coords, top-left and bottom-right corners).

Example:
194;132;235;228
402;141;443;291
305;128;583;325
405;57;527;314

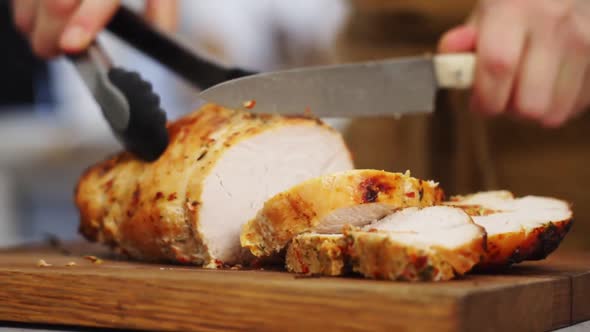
69;6;256;162
106;6;256;90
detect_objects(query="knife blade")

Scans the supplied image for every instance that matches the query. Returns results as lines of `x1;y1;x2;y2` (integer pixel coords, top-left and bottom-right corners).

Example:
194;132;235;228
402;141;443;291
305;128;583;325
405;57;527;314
199;53;475;117
70;43;130;132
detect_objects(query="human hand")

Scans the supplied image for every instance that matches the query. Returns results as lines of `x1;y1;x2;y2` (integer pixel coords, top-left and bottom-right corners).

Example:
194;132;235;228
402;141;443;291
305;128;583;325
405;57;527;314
12;0;178;59
439;0;590;127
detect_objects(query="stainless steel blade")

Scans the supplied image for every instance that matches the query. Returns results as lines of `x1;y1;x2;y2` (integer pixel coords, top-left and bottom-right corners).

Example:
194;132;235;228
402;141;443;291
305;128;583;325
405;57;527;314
71;44;130;131
199;55;437;117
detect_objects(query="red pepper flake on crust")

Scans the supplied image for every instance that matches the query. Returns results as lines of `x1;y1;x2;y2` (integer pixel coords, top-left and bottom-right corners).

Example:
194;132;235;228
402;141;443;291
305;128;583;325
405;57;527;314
243;100;256;109
294;249;310;274
186;201;197;211
190;201;199;211
102;179;114;191
176;256;190;264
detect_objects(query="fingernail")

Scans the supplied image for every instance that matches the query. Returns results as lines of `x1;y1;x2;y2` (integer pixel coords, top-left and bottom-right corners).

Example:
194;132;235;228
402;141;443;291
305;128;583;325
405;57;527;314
60;26;91;52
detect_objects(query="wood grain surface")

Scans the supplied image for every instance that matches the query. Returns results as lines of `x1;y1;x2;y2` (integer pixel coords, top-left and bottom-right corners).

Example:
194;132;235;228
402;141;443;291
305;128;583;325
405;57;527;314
0;243;588;332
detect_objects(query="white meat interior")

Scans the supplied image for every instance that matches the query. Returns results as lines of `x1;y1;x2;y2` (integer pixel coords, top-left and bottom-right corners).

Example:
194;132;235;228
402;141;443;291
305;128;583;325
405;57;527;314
199;125;353;263
451;190;513;206
314;203;400;233
364;206;482;250
470;196;572;236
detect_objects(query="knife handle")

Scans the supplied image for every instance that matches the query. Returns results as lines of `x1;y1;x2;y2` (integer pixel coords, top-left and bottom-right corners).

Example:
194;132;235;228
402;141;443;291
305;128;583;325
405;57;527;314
434;53;476;89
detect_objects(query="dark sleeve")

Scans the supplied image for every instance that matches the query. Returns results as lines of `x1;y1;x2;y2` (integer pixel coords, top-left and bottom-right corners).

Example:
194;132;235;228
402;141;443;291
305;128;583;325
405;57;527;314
0;0;51;108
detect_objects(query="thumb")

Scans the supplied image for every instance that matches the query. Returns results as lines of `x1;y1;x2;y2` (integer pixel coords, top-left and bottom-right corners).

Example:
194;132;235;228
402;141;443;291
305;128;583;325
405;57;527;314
438;25;477;53
145;0;178;32
60;0;120;53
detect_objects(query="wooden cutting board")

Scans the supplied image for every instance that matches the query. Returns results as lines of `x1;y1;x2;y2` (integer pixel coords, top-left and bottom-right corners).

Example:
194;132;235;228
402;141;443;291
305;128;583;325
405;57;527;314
0;243;588;332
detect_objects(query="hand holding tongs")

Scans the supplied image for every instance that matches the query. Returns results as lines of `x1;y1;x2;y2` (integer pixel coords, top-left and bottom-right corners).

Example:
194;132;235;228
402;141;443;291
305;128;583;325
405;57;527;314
68;6;256;162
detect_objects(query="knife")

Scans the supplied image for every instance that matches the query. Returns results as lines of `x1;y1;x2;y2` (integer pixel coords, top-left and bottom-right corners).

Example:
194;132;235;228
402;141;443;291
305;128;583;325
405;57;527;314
199;53;476;117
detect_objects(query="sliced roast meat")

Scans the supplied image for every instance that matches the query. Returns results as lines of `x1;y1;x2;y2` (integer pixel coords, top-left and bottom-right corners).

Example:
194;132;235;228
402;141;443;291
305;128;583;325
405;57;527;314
286;206;485;281
241;170;444;258
360;206;486;277
447;191;573;267
75;104;353;267
286;233;348;276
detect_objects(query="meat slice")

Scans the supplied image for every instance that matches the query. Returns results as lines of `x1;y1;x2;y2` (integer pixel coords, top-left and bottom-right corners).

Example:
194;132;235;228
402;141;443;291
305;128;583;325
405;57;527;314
357;206;486;278
447;191;573;267
286;206;485;281
75;104;353;267
286;234;348;276
241;170;444;257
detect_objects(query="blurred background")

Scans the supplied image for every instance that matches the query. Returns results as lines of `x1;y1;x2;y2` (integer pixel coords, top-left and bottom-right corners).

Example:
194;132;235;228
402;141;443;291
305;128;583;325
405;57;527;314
0;0;588;250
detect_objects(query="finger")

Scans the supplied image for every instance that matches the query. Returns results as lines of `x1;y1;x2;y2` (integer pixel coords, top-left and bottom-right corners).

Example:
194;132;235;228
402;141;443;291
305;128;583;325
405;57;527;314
559;6;590;122
11;0;37;35
30;0;80;58
60;0;120;53
513;35;563;121
471;6;527;116
145;0;178;32
543;56;589;127
465;4;482;26
571;68;590;119
438;25;477;53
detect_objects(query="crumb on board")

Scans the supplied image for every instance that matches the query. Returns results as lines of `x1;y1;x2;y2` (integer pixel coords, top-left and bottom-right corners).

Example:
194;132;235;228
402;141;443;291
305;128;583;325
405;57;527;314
37;259;52;267
230;264;243;270
65;262;77;267
83;255;103;264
